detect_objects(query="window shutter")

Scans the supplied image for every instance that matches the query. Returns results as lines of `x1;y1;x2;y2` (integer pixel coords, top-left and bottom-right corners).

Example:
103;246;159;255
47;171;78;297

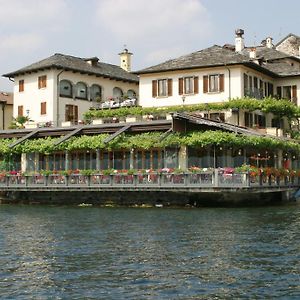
277;86;282;98
178;78;183;95
18;105;23;117
203;75;208;93
194;76;199;94
219;74;224;92
152;80;157;97
292;85;297;98
167;79;172;96
74;105;78;123
292;85;297;104
41;102;47;115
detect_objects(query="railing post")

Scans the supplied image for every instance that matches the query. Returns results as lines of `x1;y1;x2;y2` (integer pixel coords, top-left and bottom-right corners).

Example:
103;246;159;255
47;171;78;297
158;173;162;187
65;175;69;187
214;169;219;187
133;174;137;187
87;175;91;187
45;175;48;187
185;173;188;186
110;174;113;186
6;175;9;187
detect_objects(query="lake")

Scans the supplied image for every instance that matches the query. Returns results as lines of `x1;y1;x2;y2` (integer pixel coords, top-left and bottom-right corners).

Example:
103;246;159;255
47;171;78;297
0;204;299;299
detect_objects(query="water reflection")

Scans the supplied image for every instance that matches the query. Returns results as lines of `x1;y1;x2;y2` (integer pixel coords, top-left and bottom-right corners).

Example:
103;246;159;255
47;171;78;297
0;205;299;299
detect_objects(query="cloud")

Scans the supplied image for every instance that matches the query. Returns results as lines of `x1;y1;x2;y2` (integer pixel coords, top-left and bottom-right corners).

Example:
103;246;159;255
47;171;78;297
95;0;212;68
0;0;68;29
0;33;44;53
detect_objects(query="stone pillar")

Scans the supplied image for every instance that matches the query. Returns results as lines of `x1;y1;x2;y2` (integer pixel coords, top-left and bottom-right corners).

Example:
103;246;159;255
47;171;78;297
96;149;101;170
21;153;27;173
130;149;134;170
277;150;283;168
178;146;188;170
65;151;69;170
35;152;39;172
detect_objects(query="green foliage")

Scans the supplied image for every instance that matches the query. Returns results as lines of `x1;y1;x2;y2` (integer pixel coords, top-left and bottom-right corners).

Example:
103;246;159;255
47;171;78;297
84;97;300;122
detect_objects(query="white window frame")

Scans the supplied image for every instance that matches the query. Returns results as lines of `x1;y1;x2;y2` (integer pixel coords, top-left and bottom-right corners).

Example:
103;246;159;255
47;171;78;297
158;79;168;97
184;76;194;94
209;74;220;93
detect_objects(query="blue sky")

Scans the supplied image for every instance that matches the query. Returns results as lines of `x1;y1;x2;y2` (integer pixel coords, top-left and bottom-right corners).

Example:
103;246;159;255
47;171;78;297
0;0;299;91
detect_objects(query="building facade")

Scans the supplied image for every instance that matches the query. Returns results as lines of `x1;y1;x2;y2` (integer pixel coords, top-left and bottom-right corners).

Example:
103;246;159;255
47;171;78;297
0;91;13;130
136;30;300;133
3;51;138;127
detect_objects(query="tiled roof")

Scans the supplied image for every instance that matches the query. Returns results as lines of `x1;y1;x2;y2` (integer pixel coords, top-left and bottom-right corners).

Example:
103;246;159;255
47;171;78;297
275;33;300;47
136;45;252;74
136;43;300;78
0;91;13;105
262;60;300;77
3;53;139;83
241;46;291;61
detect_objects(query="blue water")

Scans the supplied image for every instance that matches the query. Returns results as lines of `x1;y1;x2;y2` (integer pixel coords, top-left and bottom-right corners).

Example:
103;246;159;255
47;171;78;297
0;204;299;299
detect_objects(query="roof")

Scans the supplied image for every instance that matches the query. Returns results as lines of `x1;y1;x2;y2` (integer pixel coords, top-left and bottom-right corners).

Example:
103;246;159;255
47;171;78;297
275;33;300;47
262;60;300;77
0;91;13;105
136;45;281;77
3;53;139;83
241;46;292;61
136;45;253;74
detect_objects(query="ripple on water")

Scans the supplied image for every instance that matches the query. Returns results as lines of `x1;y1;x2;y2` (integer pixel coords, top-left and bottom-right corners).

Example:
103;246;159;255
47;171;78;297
0;205;299;299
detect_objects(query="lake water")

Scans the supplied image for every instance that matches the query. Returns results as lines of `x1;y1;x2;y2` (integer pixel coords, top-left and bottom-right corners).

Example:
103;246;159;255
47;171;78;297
0;204;299;299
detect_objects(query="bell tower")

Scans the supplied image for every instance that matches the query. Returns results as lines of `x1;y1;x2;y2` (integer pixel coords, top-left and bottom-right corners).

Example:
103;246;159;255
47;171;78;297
119;47;133;72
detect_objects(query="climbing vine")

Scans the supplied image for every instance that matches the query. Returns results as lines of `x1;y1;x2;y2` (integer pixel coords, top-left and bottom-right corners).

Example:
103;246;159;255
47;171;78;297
83;97;300;122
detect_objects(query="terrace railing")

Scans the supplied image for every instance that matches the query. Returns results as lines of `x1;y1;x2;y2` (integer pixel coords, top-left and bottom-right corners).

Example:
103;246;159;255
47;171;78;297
0;170;299;190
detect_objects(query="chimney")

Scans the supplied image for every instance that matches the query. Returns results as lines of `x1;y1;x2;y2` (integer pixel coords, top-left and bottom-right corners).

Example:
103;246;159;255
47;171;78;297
249;47;256;59
235;29;245;52
119;48;133;72
266;37;273;49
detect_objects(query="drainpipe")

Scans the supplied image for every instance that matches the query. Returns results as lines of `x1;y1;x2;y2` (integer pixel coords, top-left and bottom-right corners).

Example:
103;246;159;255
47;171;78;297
2;102;5;129
224;65;231;99
56;70;64;127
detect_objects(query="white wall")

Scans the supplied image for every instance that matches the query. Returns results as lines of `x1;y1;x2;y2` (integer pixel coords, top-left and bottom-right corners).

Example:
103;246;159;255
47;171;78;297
139;66;245;108
13;69;138;126
13;70;56;124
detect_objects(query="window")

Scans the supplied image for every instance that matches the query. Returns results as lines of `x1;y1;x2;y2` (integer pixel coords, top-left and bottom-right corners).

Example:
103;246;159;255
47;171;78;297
244;112;266;128
75;82;87;99
18;105;23;117
152;79;172;97
276;85;297;104
41;102;47;115
127;89;136;99
203;74;224;93
59;80;73;97
90;84;102;101
38;75;47;89
65;105;78;124
19;80;24;92
179;77;199;95
113;87;123;100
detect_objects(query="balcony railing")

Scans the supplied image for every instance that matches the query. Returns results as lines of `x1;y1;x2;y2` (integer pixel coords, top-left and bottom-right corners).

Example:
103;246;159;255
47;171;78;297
0;171;299;190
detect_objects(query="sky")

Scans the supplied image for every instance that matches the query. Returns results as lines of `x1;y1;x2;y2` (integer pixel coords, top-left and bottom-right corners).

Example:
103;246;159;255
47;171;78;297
0;0;299;91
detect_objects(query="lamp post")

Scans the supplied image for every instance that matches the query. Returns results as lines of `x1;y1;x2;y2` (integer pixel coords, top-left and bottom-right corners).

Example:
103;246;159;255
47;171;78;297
182;96;185;106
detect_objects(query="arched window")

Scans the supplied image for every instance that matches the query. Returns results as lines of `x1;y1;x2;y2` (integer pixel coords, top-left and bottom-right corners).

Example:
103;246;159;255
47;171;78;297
90;84;102;101
59;80;73;97
127;89;136;99
75;82;88;99
113;87;123;100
